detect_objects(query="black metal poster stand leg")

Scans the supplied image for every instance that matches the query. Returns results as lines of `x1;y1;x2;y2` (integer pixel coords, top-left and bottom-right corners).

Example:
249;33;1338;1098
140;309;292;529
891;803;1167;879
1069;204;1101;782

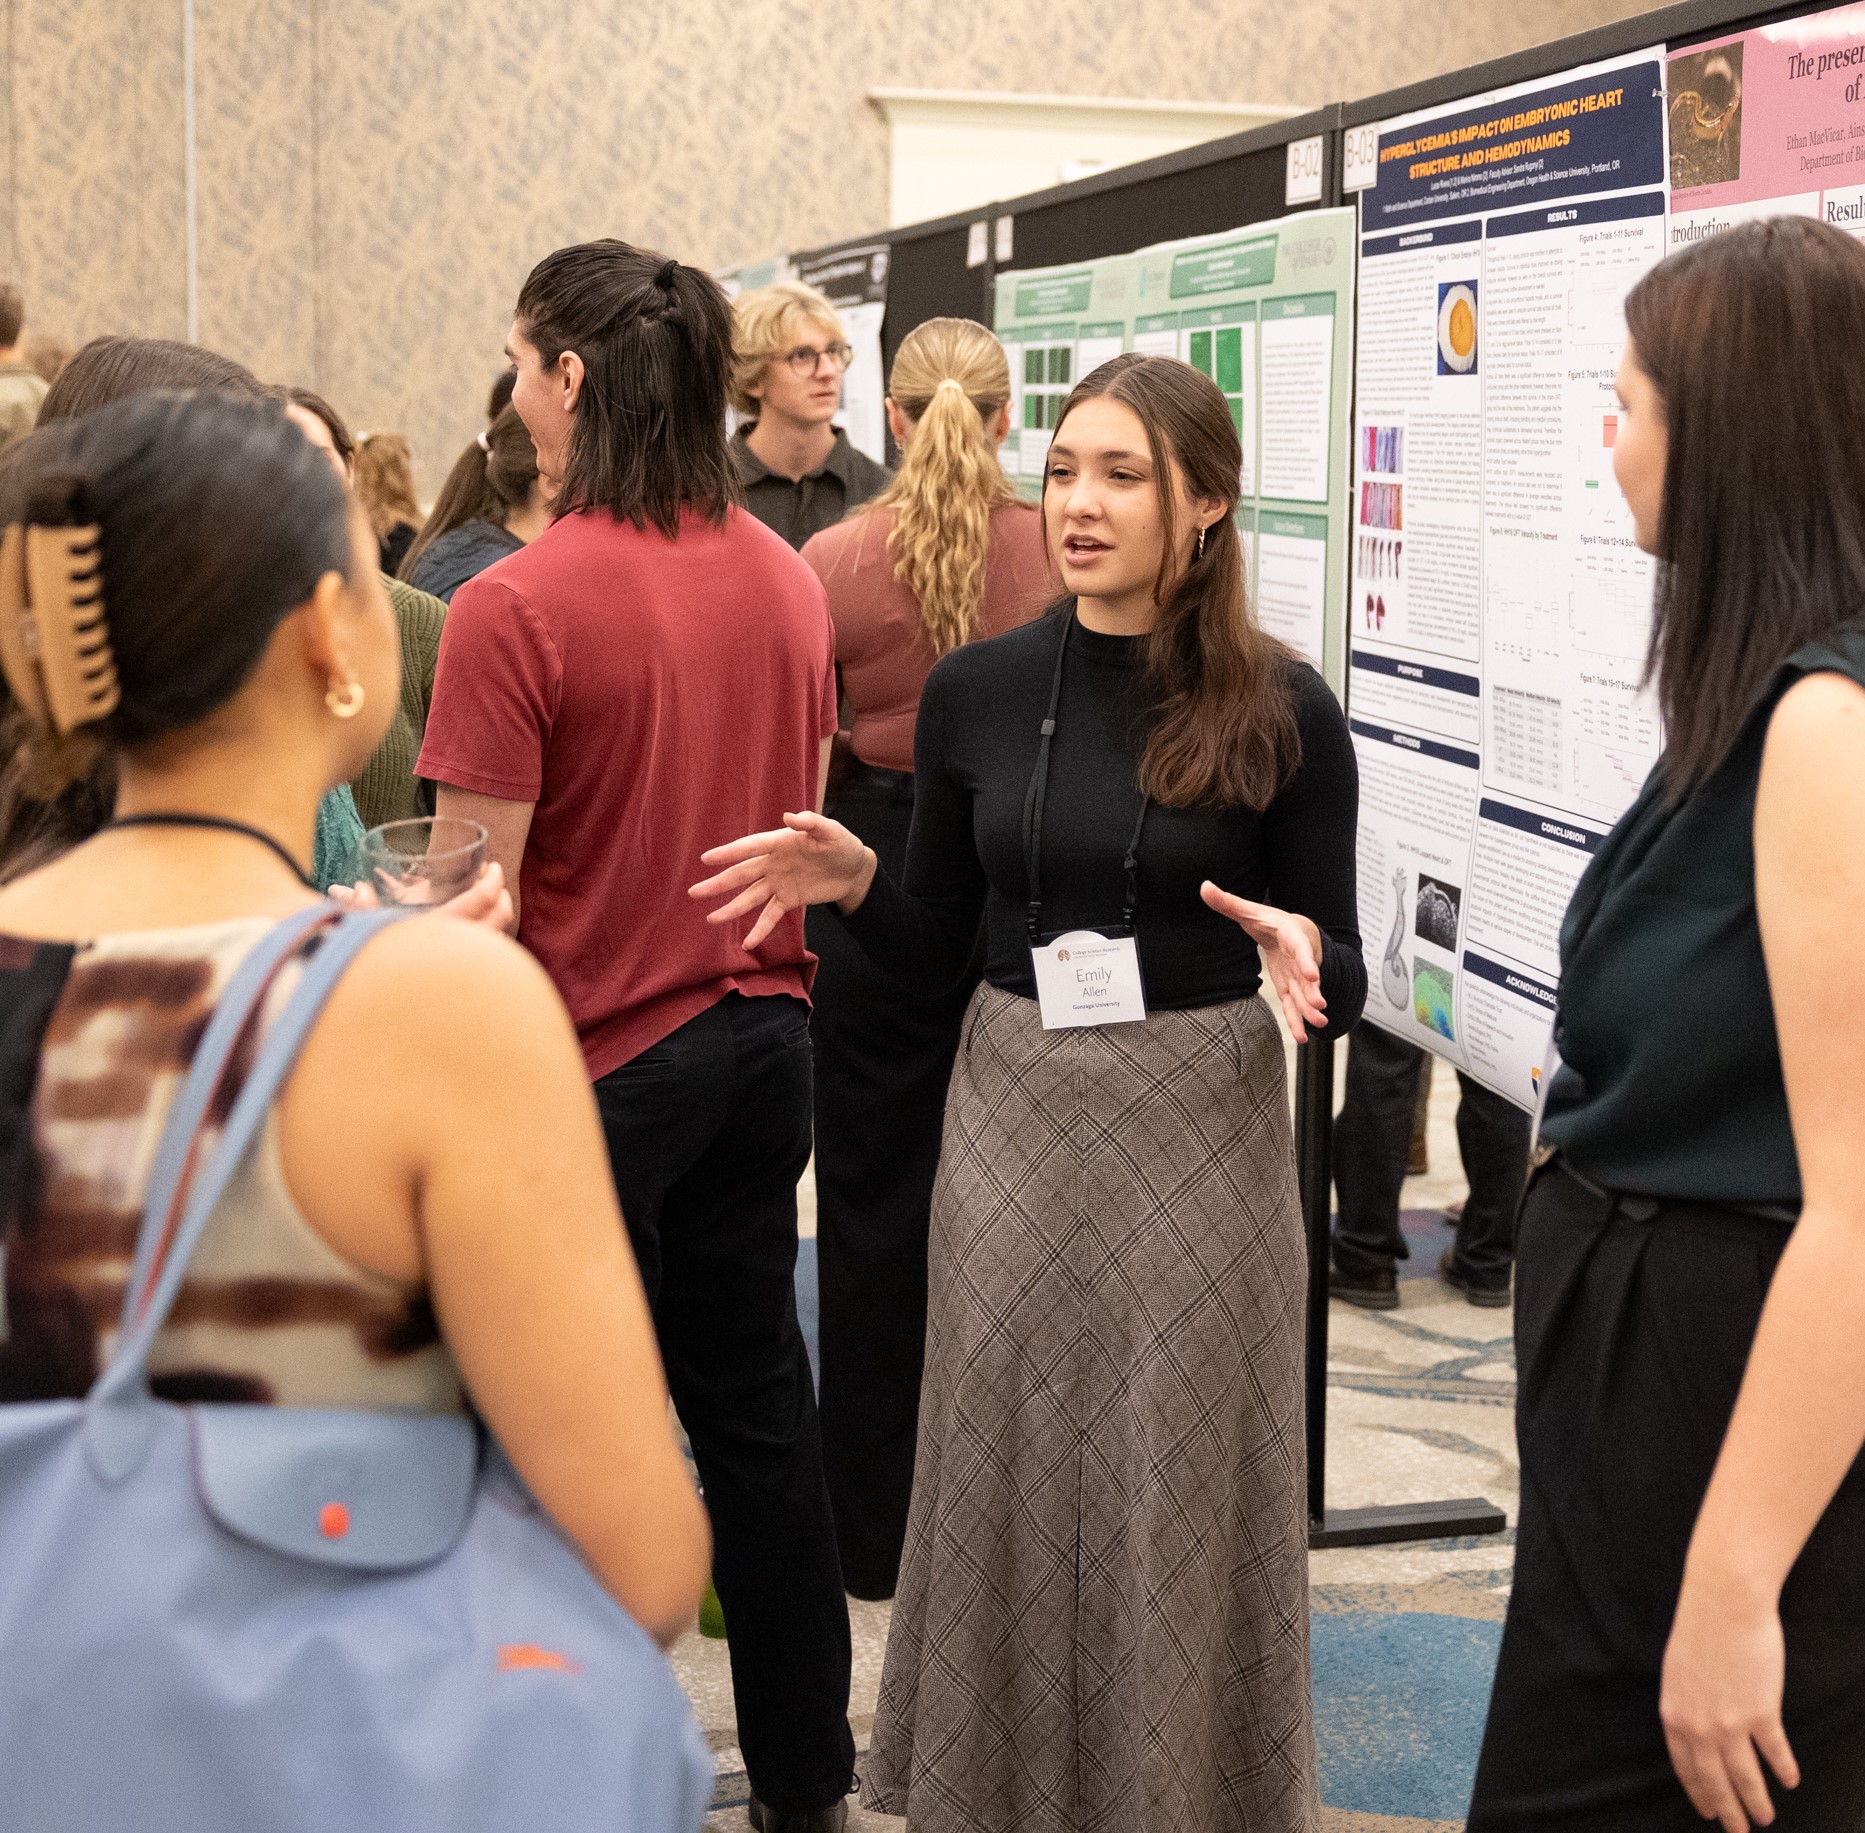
1295;1035;1506;1549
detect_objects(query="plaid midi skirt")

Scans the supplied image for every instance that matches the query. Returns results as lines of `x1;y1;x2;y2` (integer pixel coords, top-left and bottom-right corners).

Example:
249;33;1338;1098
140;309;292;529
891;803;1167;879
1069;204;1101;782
862;984;1317;1833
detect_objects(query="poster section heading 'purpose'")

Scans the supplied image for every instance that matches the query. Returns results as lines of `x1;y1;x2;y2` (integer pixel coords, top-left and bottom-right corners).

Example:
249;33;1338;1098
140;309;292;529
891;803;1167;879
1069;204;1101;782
992;208;1356;687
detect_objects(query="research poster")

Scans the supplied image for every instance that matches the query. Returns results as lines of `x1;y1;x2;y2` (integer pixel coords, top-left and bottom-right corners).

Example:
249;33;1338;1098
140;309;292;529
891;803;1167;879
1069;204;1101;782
991;208;1356;687
794;243;890;466
1668;2;1865;245
1349;49;1669;1108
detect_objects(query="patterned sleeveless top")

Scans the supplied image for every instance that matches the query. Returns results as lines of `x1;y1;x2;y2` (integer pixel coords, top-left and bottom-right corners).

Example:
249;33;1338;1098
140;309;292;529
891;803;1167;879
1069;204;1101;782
0;915;465;1411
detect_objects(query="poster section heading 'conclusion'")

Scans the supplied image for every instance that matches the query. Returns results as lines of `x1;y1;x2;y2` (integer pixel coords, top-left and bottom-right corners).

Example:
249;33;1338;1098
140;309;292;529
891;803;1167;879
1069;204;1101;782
1350;47;1668;1111
793;243;891;467
991;207;1356;690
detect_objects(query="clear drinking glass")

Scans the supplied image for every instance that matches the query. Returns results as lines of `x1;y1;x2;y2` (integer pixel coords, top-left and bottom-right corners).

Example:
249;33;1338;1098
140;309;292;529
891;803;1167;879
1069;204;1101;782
355;817;488;907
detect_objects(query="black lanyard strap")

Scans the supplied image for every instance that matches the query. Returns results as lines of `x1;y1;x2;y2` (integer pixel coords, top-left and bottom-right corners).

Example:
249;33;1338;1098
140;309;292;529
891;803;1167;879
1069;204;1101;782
1022;619;1148;944
107;813;317;890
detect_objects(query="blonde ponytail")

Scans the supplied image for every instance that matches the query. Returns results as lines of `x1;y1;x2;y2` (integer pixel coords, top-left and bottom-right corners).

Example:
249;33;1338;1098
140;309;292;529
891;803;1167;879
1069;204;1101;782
873;318;1016;655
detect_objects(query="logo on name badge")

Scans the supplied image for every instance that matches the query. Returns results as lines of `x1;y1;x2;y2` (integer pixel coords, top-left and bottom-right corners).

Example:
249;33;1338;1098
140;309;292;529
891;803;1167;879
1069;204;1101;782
1056;948;1071;961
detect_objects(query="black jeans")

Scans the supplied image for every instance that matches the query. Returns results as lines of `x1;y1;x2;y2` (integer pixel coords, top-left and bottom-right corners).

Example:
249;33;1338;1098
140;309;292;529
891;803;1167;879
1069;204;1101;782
807;766;977;1600
594;992;855;1814
1331;1020;1529;1289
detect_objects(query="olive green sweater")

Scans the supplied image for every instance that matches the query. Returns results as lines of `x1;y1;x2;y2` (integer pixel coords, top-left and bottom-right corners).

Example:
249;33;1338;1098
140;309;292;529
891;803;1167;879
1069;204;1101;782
350;577;447;830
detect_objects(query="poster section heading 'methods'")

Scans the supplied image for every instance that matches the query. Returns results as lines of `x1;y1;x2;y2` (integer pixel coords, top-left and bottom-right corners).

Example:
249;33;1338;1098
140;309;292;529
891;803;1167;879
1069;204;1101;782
1667;1;1865;248
992;208;1355;688
1350;49;1669;1109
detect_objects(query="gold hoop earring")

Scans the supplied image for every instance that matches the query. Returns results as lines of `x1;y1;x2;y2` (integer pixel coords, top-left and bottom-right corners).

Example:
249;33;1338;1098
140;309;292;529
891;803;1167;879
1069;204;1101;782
325;677;365;719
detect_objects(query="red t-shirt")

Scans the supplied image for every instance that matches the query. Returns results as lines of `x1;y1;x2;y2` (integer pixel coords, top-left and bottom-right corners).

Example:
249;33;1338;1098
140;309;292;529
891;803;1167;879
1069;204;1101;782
417;506;838;1079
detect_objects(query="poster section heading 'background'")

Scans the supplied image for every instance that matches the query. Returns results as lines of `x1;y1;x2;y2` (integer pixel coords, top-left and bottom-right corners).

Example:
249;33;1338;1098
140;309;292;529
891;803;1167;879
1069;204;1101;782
989;208;1356;689
1348;50;1669;1110
794;243;891;466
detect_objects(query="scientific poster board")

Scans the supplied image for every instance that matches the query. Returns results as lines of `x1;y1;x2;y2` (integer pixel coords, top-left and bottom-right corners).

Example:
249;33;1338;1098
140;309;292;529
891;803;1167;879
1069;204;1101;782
991;208;1356;688
1348;48;1669;1108
794;243;891;466
1668;1;1865;245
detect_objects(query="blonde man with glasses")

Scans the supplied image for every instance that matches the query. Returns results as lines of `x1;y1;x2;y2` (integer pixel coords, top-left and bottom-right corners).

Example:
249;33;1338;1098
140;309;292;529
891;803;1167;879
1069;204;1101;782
731;282;890;548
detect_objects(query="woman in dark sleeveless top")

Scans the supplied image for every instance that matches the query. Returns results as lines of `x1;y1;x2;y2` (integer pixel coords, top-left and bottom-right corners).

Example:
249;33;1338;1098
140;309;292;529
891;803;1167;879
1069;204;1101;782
1469;219;1865;1832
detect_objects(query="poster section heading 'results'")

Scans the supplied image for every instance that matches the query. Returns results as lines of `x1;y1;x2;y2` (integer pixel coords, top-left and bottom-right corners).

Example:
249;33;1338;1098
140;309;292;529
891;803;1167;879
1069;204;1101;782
991;207;1355;688
1349;48;1669;1110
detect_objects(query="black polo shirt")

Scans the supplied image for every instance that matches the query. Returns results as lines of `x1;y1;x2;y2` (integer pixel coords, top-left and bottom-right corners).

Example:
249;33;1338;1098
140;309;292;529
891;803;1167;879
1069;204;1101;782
731;425;891;549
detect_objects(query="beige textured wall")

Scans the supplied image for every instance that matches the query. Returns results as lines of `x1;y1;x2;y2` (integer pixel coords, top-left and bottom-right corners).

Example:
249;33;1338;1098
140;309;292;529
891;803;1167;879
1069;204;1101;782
10;0;1653;493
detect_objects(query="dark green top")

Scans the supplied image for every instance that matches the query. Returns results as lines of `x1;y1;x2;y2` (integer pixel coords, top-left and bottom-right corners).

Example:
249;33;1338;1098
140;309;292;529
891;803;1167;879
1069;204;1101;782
1542;622;1865;1210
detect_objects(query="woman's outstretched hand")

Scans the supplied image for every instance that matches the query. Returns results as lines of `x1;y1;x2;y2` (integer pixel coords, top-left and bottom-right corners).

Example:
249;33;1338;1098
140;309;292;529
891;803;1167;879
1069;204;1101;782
690;811;875;951
1200;881;1327;1042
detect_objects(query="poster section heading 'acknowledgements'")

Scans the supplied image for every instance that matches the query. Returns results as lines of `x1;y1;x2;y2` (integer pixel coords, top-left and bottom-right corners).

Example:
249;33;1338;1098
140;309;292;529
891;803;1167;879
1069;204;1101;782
1350;47;1669;1110
992;207;1356;689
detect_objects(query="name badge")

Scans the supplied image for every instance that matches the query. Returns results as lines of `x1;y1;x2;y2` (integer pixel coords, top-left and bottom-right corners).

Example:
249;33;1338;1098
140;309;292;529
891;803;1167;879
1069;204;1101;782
1031;930;1147;1030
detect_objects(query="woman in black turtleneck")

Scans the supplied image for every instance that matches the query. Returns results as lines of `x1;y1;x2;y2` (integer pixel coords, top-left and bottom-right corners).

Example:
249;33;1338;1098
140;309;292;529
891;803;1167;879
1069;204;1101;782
695;354;1363;1833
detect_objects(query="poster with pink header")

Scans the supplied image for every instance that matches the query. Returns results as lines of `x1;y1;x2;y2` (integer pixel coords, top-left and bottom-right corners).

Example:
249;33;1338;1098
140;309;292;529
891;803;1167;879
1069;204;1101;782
1669;3;1865;247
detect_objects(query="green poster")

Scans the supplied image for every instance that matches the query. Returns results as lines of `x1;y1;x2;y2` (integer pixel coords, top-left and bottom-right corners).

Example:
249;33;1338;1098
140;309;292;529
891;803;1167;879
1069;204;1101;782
993;207;1355;689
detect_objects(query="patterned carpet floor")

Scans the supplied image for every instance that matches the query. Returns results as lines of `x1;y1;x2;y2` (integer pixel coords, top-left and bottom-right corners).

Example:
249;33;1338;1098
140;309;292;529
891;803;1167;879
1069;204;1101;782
674;1060;1513;1832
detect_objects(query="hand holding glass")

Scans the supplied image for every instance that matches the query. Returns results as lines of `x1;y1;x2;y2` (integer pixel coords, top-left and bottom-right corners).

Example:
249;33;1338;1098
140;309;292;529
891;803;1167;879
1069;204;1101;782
357;817;489;908
689;812;871;948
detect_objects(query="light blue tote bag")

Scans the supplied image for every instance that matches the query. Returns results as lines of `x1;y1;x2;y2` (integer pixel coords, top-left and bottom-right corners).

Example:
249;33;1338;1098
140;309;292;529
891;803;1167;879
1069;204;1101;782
0;906;712;1832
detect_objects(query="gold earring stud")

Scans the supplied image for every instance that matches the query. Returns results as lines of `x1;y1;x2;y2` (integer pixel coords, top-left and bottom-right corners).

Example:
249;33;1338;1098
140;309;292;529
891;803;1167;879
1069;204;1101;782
325;677;365;719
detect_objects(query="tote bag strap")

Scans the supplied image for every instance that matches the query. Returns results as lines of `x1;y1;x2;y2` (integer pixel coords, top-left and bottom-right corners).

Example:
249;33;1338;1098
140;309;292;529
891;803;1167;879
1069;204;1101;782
86;906;410;1481
116;903;339;1332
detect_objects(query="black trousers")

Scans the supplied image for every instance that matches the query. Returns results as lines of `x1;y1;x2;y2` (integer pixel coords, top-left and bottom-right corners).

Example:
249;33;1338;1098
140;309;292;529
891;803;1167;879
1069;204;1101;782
594;992;855;1814
1468;1162;1865;1830
1332;1020;1528;1288
807;765;977;1600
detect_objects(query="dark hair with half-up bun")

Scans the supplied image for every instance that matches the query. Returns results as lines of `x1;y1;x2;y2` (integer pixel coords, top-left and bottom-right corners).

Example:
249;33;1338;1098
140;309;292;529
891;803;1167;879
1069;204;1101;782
515;238;739;537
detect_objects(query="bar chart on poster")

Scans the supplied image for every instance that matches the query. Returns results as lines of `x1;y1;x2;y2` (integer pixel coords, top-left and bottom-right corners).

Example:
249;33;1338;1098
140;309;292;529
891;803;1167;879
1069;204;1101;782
992;207;1355;687
1348;48;1670;1108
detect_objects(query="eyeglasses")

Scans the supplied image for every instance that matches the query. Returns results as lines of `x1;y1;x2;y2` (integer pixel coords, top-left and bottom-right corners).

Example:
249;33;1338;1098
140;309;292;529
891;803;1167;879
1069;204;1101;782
779;341;854;376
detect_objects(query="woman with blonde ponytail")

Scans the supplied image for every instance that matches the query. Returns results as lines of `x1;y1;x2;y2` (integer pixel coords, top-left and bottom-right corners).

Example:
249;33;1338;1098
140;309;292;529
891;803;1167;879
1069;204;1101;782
798;318;1050;1601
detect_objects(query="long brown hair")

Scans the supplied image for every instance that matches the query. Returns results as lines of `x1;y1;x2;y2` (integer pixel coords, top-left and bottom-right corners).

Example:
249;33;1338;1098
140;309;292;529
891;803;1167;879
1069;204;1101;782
400;405;539;578
869;317;1016;654
1626;216;1865;793
1047;354;1299;809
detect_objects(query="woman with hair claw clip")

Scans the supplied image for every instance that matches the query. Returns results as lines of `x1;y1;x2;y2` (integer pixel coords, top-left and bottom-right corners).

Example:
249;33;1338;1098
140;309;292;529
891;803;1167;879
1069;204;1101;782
0;395;714;1826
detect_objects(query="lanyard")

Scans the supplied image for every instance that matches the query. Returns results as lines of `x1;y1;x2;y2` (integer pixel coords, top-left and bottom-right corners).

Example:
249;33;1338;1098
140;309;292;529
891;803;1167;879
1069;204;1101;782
1022;619;1148;945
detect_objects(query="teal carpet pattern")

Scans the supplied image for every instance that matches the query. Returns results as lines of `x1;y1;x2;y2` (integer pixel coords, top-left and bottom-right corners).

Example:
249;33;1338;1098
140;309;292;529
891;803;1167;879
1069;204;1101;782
683;1206;1517;1832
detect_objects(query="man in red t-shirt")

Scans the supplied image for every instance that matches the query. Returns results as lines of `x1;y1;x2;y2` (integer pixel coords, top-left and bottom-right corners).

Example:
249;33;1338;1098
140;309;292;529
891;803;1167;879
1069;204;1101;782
419;240;855;1833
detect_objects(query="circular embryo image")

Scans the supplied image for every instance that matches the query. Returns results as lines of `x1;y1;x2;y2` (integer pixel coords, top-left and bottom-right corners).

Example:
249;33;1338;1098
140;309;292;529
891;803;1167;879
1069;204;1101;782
1438;283;1478;374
